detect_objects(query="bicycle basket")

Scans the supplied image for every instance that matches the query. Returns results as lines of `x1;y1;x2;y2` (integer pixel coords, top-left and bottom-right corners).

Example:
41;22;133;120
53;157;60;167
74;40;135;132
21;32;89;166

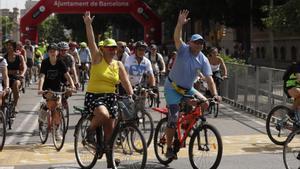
118;98;137;121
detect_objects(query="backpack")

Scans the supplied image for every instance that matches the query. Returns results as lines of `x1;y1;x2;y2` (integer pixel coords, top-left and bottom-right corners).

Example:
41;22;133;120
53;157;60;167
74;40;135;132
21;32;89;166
283;62;298;83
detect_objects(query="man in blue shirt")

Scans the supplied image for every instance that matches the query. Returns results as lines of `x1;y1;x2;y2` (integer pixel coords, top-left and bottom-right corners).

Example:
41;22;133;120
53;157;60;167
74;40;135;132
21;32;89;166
164;9;221;159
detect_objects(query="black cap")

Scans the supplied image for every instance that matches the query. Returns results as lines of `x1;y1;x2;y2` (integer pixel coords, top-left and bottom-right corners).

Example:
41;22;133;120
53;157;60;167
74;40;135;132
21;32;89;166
135;41;148;48
47;43;58;51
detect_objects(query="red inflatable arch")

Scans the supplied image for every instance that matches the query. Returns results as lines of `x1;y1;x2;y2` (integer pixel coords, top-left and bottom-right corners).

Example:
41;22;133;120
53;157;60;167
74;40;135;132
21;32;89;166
20;0;161;44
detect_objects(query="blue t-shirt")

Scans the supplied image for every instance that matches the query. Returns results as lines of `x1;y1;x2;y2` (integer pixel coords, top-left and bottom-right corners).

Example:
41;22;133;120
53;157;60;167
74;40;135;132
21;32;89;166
165;43;212;89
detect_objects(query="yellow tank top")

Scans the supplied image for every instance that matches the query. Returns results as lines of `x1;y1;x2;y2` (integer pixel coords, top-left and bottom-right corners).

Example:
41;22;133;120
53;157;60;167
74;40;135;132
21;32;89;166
87;59;120;93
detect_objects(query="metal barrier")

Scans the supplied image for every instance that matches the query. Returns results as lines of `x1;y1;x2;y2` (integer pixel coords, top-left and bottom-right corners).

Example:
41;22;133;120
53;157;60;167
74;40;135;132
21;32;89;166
220;63;292;114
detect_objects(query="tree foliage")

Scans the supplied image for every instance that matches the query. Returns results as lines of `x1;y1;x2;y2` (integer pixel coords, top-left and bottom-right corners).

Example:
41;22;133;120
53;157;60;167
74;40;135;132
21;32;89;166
263;0;300;34
1;16;14;40
38;15;67;43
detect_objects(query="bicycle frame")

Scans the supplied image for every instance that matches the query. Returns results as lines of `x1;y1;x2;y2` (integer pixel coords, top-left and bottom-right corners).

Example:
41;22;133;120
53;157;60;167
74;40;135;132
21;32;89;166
176;106;202;147
153;102;203;147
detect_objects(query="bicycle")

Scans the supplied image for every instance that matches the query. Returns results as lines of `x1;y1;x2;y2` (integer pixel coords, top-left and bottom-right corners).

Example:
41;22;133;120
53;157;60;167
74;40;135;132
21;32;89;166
38;90;71;151
79;62;90;91
283;128;300;169
74;95;147;169
3;88;15;130
0;110;6;151
266;105;295;145
133;85;154;148
152;96;223;169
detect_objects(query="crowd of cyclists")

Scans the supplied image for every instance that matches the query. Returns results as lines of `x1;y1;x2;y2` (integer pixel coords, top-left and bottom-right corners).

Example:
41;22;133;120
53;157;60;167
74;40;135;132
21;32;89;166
0;10;229;169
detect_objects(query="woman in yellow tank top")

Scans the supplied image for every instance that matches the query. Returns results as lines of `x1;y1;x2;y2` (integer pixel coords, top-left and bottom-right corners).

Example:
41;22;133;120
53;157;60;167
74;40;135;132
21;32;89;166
83;11;133;166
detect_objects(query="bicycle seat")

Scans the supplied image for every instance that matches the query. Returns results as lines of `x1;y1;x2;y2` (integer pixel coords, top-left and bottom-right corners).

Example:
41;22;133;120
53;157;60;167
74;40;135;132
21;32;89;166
152;107;168;114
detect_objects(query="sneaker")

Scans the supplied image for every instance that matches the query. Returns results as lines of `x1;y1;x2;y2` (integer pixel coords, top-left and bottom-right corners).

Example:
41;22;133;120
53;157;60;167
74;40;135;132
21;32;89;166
55;128;63;141
29;80;33;85
165;147;176;159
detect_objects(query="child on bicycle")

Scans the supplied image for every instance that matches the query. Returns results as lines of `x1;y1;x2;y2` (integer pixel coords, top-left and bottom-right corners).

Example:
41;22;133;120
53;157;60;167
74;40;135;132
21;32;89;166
37;43;76;140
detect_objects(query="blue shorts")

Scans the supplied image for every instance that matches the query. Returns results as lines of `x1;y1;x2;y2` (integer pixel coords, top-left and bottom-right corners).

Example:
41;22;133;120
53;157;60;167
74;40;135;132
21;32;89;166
164;87;197;105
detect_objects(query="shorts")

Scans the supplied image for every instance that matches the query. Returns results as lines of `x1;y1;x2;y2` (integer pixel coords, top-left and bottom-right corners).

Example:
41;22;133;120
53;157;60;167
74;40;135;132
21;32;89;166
27;59;33;68
84;92;118;118
8;75;20;88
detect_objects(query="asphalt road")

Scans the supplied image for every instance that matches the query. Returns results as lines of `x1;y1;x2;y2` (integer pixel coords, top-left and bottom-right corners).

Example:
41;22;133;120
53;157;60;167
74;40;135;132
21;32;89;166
0;83;287;169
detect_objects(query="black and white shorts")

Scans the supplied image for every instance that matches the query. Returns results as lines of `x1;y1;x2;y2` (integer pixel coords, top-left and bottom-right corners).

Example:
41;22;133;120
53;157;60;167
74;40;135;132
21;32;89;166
84;92;118;118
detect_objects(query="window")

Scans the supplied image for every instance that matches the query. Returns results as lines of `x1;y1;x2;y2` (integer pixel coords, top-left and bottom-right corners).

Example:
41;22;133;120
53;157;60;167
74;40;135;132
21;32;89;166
261;47;266;58
280;46;286;60
273;47;278;59
291;46;297;61
256;47;260;58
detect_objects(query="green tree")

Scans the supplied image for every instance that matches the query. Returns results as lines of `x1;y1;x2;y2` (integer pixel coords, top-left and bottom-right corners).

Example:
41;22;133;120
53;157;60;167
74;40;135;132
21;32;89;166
263;0;300;34
1;16;14;40
38;15;67;43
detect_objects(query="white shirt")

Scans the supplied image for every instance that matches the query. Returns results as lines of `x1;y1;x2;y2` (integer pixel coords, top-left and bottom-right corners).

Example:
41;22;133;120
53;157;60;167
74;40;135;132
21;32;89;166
125;55;153;86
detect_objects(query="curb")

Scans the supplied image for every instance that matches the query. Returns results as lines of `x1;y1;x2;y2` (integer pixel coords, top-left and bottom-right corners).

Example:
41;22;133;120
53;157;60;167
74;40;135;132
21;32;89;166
222;97;268;120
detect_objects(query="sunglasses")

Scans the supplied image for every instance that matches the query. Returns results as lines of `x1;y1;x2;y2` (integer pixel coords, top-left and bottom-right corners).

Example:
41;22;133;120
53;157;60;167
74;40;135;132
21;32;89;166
60;49;68;52
137;48;146;51
193;40;205;45
105;46;117;51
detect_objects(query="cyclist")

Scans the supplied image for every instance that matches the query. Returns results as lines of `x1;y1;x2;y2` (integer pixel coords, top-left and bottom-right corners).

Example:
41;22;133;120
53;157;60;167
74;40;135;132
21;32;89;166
0;56;9;107
164;10;221;159
16;41;26;59
78;42;91;80
37;43;76;140
116;41;129;64
69;42;81;80
207;47;228;94
147;44;166;75
283;62;300;125
33;46;43;82
24;39;34;84
167;51;177;73
57;41;79;89
83;11;133;168
4;40;27;114
125;41;155;88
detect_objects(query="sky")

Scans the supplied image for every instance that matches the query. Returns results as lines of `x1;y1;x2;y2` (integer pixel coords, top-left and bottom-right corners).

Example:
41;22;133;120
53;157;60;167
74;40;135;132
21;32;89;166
0;0;27;10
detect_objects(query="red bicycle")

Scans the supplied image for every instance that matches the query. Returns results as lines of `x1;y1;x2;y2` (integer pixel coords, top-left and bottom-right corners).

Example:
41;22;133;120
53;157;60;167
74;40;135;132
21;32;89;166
152;96;223;169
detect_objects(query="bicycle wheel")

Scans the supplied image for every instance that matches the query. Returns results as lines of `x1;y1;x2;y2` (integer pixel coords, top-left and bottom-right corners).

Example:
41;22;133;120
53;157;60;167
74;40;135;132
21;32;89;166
136;110;154;148
266;105;293;145
52;111;66;151
110;123;147;169
189;123;223;169
153;118;173;165
62;100;69;134
0;111;6;151
283;128;300;169
74;116;98;169
38;112;49;144
4;95;14;130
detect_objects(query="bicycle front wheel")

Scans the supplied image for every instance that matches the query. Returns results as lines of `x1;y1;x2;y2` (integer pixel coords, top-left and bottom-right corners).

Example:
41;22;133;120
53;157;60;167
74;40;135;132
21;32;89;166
52;111;66;151
74;116;98;169
136;111;154;148
110;123;147;169
189;123;223;169
266;105;293;145
38;114;49;144
0;111;6;151
283;128;300;169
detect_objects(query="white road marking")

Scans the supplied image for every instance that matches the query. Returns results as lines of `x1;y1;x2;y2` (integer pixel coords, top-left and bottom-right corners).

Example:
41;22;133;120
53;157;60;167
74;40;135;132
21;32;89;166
6;99;42;145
